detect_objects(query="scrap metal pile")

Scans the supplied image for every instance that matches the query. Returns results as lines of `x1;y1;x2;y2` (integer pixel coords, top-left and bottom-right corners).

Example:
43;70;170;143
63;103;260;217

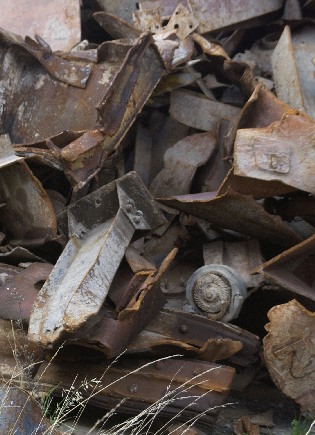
0;0;314;433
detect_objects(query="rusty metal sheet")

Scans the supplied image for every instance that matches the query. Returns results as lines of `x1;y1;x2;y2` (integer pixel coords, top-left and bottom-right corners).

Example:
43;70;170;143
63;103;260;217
35;357;235;430
264;299;315;417
188;0;284;34
128;330;243;363
133;309;260;366
0;0;80;52
271;25;315;119
169;89;240;132
139;0;190;17
255;235;315;302
0;137;57;247
95;0;139;22
0;263;53;323
28;172;166;347
203;240;264;289
159;188;302;248
150;131;216;197
219;169;297;199
1;31;164;190
0;387;62;435
234;114;315;195
70;249;176;358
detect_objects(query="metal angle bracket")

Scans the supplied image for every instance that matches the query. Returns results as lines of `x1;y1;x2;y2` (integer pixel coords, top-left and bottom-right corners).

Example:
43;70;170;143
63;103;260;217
28;171;166;347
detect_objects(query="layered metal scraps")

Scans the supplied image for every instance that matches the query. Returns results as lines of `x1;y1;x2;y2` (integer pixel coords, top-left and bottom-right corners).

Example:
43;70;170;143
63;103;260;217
28;172;166;347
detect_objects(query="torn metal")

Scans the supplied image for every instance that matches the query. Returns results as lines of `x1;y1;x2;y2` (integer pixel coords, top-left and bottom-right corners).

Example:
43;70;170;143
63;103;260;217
128;309;260;366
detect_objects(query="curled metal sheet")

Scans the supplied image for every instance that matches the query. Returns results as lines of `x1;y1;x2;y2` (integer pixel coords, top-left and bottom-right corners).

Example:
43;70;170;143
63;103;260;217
264;300;315;417
255;235;315;302
28;172;166;347
135;309;260;366
159;188;302;247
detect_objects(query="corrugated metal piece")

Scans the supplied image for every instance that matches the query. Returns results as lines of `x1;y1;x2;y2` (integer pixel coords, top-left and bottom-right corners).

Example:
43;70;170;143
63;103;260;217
28;172;166;347
271;25;315;119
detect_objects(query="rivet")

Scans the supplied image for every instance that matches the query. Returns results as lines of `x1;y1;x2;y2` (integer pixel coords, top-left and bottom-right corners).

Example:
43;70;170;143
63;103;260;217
133;216;141;225
129;384;138;394
135;210;143;218
179;324;188;334
125;204;133;213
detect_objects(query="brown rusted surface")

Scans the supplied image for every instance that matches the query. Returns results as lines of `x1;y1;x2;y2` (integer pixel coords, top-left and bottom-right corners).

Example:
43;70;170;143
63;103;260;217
94;12;142;39
0;263;53;323
255;235;315;302
133;309;260;366
159;189;302;247
28;172;166;347
0;0;81;51
264;300;315;417
70;250;176;358
0;31;164;190
35;357;235;430
234;114;315;195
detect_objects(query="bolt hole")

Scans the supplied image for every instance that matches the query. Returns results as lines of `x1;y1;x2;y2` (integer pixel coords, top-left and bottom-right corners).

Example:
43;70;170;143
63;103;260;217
174;23;179;29
95;198;101;206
